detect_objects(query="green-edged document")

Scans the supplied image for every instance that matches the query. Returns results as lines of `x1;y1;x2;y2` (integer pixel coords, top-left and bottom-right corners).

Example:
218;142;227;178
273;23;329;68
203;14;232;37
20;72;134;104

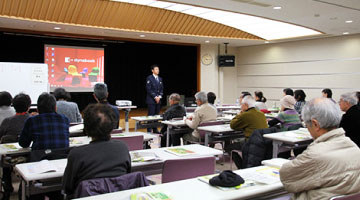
198;174;256;191
164;147;196;156
130;192;172;200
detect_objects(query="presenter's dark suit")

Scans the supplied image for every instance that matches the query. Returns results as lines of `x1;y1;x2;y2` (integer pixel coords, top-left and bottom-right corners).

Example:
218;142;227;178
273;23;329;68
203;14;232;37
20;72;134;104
146;75;163;133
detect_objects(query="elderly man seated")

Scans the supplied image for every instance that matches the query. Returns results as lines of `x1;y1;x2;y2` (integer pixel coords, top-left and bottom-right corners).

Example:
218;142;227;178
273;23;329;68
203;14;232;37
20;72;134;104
225;95;268;169
339;92;360;147
280;97;360;199
183;91;217;144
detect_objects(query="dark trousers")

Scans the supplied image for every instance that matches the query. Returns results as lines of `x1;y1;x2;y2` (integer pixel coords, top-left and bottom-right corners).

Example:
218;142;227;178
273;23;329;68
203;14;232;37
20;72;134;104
160;132;186;147
224;139;246;169
147;103;161;133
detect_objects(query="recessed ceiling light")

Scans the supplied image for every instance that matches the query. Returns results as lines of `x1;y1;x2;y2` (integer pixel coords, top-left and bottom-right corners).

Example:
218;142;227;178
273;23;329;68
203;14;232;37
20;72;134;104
343;32;349;35
273;6;282;10
264;41;270;43
205;40;210;43
54;27;61;30
139;34;145;37
345;20;353;23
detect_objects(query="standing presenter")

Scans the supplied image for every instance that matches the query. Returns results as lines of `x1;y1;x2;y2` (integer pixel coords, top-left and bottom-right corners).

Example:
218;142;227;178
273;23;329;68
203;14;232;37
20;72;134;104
146;64;163;133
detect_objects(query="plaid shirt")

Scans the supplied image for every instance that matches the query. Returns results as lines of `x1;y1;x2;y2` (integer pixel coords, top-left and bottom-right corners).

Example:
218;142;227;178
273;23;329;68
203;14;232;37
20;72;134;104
19;112;69;150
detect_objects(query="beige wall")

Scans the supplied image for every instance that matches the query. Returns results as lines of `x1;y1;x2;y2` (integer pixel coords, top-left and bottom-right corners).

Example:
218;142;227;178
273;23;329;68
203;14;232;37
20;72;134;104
200;44;237;104
201;34;360;106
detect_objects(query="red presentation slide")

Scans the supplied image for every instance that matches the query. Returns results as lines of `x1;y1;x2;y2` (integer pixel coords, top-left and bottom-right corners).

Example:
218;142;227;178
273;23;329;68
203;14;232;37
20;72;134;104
44;45;104;92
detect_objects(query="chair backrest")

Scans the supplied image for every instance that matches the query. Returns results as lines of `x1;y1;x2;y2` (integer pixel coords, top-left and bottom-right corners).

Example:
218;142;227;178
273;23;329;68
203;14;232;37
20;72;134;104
111;135;143;151
162;156;216;183
111;129;123;134
198;121;225;139
73;171;149;198
1;135;19;143
29;147;71;162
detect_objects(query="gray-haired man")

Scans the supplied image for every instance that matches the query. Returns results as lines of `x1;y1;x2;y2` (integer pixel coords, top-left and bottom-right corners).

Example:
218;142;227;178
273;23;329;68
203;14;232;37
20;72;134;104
280;97;360;199
339;92;360;147
183;91;217;144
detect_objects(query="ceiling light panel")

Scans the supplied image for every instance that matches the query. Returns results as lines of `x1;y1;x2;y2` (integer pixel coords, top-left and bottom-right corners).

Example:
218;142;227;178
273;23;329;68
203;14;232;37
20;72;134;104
112;0;322;40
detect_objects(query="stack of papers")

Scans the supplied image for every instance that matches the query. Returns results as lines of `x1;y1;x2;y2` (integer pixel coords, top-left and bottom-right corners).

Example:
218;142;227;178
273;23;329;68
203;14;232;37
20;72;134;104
240;166;280;185
1;144;19;151
164;148;196;157
285;129;311;140
130;152;159;162
26;160;59;174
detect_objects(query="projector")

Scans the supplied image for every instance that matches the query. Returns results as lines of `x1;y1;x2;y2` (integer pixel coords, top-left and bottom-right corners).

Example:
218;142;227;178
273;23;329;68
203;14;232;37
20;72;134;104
116;100;132;107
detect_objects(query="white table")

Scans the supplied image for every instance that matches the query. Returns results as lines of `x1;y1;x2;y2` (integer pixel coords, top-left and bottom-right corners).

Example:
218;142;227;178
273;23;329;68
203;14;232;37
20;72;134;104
130;115;163;131
216;105;241;110
264;128;313;158
74;165;285;200
15;144;222;199
197;124;241;146
222;110;239;115
112;132;158;142
117;105;137;132
161;120;189;147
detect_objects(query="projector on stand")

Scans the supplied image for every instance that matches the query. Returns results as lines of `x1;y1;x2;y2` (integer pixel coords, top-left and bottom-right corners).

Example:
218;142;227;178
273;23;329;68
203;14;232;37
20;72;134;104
116;100;132;107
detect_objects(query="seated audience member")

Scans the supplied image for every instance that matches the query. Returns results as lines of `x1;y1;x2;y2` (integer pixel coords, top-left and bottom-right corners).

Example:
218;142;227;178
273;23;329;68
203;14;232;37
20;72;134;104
339;92;360;147
226;95;268;168
0;91;15;125
0;93;31;142
294;89;306;114
160;93;186;147
322;88;336;103
207;92;217;108
183;91;217;143
268;95;302;131
0;93;31;200
254;90;267;110
62;104;131;198
357;91;360;107
93;83;120;129
53;87;82;123
19;92;69;150
283;88;294;96
280;97;360;199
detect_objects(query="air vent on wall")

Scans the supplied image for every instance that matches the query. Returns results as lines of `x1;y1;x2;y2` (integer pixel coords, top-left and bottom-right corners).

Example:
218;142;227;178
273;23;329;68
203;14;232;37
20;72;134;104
231;0;271;7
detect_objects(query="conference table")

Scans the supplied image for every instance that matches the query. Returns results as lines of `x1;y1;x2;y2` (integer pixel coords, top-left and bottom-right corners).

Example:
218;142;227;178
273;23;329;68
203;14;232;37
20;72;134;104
73;165;286;200
15;144;223;200
197;124;242;146
117;105;137;132
264;128;313;158
130;115;163;131
0;132;157;157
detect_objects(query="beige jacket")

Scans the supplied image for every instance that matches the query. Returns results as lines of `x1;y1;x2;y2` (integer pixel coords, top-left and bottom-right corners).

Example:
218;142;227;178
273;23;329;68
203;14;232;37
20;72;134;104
185;103;217;138
280;128;360;200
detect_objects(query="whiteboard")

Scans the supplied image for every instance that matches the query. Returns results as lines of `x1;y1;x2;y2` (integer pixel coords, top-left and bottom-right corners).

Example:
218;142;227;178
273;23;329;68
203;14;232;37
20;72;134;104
0;62;49;104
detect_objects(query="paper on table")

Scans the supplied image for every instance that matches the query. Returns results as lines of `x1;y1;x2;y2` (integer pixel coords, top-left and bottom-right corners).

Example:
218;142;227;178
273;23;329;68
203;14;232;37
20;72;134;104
261;158;290;168
130;192;172;200
1;144;20;151
240;166;280;185
26;160;59;174
130;152;159;162
164;148;196;157
284;130;311;140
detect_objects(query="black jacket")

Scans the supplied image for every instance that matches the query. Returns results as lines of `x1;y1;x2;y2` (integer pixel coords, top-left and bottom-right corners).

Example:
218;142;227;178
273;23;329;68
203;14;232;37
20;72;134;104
241;127;277;168
340;105;360;147
160;103;186;134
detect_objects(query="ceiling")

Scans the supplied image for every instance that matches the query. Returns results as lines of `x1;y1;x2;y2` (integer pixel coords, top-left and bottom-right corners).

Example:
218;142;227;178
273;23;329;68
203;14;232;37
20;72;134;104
0;0;359;46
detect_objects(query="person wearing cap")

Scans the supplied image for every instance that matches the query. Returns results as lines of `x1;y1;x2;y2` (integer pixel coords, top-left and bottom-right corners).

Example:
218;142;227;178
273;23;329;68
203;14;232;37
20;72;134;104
339;92;360;147
280;97;360;199
183;91;217;144
268;95;302;131
93;83;120;129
